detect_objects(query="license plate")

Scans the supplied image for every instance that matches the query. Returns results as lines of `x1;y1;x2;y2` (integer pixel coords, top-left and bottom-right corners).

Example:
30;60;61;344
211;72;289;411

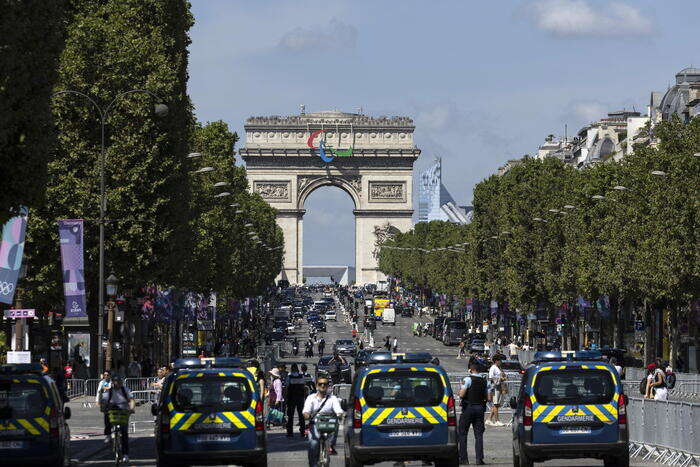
388;429;421;437
196;434;231;442
560;427;591;434
0;441;25;449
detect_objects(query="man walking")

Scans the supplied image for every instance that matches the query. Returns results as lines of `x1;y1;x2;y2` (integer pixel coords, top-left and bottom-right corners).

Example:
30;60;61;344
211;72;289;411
286;363;307;437
392;336;398;352
458;362;488;465
318;337;326;357
487;355;505;426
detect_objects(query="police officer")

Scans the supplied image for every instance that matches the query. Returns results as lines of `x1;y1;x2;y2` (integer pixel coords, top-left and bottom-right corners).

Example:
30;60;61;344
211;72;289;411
286;363;307;437
458;362;487;465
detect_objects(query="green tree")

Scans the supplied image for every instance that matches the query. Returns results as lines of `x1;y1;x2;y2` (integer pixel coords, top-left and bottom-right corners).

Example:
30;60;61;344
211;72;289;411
0;0;66;224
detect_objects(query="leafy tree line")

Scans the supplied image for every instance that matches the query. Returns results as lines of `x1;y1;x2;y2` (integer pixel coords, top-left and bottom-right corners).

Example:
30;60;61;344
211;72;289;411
379;117;699;363
7;1;282;319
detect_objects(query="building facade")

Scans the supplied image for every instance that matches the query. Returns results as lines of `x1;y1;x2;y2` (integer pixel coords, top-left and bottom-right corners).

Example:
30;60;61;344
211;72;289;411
417;157;472;224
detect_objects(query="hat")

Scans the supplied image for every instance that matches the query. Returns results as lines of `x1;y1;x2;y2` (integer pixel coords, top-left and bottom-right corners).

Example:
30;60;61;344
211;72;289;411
646;363;656;370
269;368;280;378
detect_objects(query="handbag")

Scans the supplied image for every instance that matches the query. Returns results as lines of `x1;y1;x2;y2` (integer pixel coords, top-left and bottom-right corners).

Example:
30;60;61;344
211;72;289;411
267;407;284;424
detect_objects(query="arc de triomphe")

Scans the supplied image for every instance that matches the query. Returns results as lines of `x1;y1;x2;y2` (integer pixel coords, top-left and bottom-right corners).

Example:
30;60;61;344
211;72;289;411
240;110;420;285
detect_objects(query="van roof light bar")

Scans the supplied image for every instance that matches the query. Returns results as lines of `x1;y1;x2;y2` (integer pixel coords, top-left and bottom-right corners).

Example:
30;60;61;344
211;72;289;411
173;357;243;370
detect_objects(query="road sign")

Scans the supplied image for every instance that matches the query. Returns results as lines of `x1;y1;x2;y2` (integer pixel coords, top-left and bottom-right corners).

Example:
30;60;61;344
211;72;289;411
4;309;35;319
6;351;31;363
634;320;645;331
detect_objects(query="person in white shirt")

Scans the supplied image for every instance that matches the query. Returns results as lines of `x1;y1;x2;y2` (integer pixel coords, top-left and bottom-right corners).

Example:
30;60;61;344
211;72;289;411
100;377;135;462
487;355;505;426
508;340;518;358
303;375;344;466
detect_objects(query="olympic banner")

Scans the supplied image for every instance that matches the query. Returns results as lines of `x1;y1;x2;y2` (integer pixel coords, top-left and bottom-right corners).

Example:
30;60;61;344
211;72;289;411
59;219;87;318
0;208;29;305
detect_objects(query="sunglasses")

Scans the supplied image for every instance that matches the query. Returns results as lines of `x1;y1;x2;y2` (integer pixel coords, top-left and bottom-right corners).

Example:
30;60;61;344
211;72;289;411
317;382;329;387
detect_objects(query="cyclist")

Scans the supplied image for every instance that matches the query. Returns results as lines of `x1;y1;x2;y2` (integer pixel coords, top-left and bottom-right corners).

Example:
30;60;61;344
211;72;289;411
303;375;344;466
100;376;135;462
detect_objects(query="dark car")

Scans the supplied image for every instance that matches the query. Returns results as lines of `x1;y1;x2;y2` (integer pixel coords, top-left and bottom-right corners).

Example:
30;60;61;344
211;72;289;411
0;363;72;467
269;328;286;341
432;316;446;339
310;319;326;332
333;339;357;357
354;349;372;371
316;356;351;384
399;306;414;317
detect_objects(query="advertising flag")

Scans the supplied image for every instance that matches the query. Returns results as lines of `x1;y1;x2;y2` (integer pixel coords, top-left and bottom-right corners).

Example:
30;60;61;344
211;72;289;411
0;208;29;305
59;220;87;318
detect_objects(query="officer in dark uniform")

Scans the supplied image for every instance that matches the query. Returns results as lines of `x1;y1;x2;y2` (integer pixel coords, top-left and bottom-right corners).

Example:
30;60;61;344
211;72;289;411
285;363;307;437
458;362;488;465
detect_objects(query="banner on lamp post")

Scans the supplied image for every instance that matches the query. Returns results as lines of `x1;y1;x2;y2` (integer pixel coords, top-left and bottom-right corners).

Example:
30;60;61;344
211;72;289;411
58;220;87;318
0;208;29;305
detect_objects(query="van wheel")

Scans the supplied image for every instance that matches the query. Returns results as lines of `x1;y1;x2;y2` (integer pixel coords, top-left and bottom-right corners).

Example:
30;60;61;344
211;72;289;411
604;453;629;467
518;448;533;467
345;454;363;467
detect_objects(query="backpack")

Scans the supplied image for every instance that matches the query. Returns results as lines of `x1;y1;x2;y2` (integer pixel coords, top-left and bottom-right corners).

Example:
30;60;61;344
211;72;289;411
665;371;676;390
639;378;646;395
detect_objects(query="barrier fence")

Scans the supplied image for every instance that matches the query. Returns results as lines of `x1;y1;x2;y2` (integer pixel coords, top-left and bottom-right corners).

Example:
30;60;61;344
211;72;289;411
627;396;700;466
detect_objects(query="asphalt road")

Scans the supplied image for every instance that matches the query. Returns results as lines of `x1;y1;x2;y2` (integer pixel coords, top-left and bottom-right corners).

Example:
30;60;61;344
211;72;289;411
68;294;657;466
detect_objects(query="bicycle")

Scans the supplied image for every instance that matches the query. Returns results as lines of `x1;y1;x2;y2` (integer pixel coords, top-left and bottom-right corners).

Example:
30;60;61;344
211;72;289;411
313;413;339;467
107;406;131;465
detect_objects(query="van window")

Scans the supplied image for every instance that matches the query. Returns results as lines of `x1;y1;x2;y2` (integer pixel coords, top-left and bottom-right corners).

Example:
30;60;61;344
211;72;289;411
534;369;614;405
172;376;252;412
447;322;467;329
362;371;444;407
0;381;48;418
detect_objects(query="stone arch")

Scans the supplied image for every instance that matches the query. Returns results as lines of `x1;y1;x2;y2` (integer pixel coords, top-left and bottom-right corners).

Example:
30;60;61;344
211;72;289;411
297;176;360;210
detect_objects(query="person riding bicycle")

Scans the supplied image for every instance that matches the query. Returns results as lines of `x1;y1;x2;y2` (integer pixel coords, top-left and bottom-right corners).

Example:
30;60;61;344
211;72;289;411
100;376;135;463
327;351;347;385
303;375;344;467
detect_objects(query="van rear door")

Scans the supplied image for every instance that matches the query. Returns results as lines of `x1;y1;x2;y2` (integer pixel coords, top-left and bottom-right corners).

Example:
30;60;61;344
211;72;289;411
531;368;619;444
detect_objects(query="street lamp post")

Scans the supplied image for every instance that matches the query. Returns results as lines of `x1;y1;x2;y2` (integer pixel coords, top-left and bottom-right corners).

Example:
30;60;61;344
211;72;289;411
105;273;118;371
53;89;167;377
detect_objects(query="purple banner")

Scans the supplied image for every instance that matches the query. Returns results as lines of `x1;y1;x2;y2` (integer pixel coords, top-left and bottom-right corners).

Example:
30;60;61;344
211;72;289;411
0;208;29;305
59;220;87;318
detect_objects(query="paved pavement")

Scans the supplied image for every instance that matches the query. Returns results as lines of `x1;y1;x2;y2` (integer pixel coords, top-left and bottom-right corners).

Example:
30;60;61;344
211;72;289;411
67;295;657;466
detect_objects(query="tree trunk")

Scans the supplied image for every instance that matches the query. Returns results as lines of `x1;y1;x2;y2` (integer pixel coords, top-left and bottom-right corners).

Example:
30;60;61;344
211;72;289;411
643;299;653;365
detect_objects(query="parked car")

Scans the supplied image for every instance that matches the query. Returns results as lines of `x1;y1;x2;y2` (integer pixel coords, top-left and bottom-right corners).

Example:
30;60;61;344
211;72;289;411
324;310;337;321
316;355;351;384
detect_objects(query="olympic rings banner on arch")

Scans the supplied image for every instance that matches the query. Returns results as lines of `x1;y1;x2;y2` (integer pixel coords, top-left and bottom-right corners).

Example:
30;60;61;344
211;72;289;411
0;208;28;305
59;219;87;318
307;129;354;163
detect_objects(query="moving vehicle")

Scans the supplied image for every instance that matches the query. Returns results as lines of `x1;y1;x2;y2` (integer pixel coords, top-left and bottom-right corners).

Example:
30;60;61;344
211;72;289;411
153;357;266;467
510;350;629;467
333;339;357;357
432;317;446;339
373;298;391;319
316;356;352;384
344;352;458;467
354;349;373;371
442;320;467;345
381;307;396;326
469;333;486;353
273;306;291;320
310;319;326;332
324;310;337;321
0;363;72;467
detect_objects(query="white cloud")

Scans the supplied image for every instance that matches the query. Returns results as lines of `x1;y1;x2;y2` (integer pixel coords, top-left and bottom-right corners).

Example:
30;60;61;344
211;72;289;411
527;0;653;37
278;18;357;53
570;101;607;123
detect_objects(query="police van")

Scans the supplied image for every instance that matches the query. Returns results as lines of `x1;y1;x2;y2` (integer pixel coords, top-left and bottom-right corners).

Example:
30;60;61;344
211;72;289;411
0;363;71;467
510;350;629;467
152;358;266;467
344;352;458;467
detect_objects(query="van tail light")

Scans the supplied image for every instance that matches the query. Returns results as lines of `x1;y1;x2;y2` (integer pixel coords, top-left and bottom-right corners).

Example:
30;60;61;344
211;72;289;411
353;398;362;429
49;407;59;437
255;399;264;431
618;394;627;426
524;397;533;427
447;396;457;426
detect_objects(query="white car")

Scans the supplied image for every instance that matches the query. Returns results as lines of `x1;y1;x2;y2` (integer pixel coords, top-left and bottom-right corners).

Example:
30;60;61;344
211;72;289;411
324;310;337;321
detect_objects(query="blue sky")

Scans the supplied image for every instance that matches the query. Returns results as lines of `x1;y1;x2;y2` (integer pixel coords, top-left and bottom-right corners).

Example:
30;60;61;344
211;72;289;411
188;0;700;268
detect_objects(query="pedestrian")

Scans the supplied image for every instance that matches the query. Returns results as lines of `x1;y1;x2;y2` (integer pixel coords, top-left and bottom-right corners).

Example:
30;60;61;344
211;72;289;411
487;355;505;426
267;368;284;428
508;339;518;359
651;362;668;401
458;361;488;465
63;361;74;380
96;370;112;444
286;363;307;438
318;337;326;357
300;363;315;396
127;358;141;378
392;336;398;353
384;336;391;351
457;339;466;359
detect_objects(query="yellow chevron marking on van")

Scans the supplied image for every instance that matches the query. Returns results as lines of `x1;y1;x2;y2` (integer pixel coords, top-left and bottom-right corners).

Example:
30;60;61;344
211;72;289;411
582;365;589;369
240;410;255;424
559;366;566;370
433;405;447;419
388;368;396;372
371;408;393;425
34;417;49;431
586;405;609;422
540;366;552;372
368;369;380;375
44;407;51;416
221;412;247;429
359;397;366;407
601;404;618;419
362;407;376;423
425;367;438;372
17;419;39;435
170;412;185;427
415;407;439;423
393;411;416;418
533;404;547;419
180;413;201;430
542;406;564;423
167;402;174;412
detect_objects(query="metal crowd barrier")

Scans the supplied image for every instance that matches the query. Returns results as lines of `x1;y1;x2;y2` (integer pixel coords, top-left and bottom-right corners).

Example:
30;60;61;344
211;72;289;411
84;378;101;397
627;396;700;466
125;377;158;392
65;379;85;400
